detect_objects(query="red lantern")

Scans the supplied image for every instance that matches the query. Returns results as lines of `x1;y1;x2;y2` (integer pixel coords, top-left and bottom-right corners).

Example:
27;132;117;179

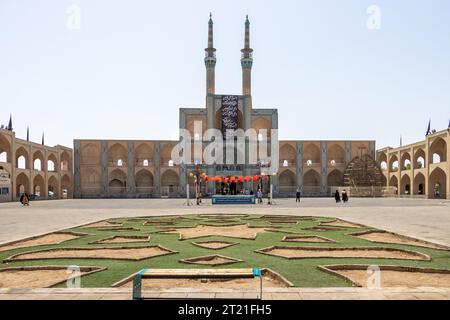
253;175;259;181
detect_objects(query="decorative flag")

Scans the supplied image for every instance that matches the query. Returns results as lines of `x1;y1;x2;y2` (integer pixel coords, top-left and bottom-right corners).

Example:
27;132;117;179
426;119;431;136
7;115;12;131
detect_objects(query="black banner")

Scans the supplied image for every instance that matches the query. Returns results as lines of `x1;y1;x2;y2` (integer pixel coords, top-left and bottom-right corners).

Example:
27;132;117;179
221;95;238;139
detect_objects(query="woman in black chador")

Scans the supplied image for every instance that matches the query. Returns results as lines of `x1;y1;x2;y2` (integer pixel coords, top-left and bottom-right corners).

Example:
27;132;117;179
334;190;341;203
342;190;349;203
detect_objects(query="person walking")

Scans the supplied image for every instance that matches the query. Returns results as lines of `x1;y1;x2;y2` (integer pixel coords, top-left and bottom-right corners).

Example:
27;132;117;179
257;189;263;204
342;190;349;203
296;189;301;203
334;190;341;203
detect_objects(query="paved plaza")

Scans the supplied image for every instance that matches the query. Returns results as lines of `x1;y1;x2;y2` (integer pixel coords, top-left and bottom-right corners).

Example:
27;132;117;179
1;197;449;246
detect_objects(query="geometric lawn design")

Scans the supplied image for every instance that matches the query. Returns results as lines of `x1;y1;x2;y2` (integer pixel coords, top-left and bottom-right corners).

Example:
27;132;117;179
160;224;274;240
1;214;449;289
192;240;239;250
319;265;450;288
4;245;177;262
180;254;243;266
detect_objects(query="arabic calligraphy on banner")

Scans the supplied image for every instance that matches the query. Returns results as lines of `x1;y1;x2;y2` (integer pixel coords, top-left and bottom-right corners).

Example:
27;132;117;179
221;95;238;139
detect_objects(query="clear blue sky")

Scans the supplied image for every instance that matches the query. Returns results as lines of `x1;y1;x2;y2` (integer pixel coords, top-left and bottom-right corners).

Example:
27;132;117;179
1;0;449;149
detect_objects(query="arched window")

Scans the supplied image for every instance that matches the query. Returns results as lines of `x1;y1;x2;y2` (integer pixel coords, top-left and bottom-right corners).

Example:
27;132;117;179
34;159;42;171
330;160;336;166
117;159;124;167
403;159;411;170
432;153;441;164
283;160;288;167
306;160;312;167
48;160;55;172
168;160;174;167
380;161;387;170
143;159;149;167
391;160;399;172
0;152;6;163
18;156;26;169
416;157;425;168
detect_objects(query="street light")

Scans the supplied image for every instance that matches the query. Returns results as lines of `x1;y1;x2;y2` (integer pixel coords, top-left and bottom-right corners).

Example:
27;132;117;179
268;172;277;205
189;164;206;205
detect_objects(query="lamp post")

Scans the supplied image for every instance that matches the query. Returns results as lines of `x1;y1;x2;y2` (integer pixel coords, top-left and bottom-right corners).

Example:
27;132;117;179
190;164;205;205
268;172;277;205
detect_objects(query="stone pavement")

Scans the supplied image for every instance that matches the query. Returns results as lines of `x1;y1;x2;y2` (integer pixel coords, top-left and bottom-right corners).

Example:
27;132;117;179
0;198;449;246
0;287;449;300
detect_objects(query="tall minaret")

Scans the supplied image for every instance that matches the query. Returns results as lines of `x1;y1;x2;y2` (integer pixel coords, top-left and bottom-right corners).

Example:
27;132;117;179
241;15;253;96
204;13;216;96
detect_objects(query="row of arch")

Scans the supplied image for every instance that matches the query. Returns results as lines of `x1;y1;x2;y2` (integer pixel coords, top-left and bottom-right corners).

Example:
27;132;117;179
81;142;176;168
0;146;71;172
80;142;351;169
15;172;72;199
388;167;447;199
82;168;180;196
379;137;447;171
278;168;344;192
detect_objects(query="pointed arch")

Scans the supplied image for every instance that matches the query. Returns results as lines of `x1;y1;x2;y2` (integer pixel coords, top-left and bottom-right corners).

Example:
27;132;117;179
60;150;71;171
16;173;30;197
389;154;399;172
109;168;127;195
389;175;399;193
400;174;411;195
47;153;58;172
161;143;177;166
135;169;154;194
61;174;72;199
414;148;426;169
0;134;11;163
303;169;321;193
413;173;426;196
15;146;29;169
279;169;296;193
303;144;321;165
429;137;447;164
327;169;344;188
48;175;59;198
280;144;296;167
429;167;447;199
161;169;179;196
400;152;411;170
33;150;45;171
327;144;345;165
108;143;127;167
135;143;153;167
33;174;45;198
81;143;100;165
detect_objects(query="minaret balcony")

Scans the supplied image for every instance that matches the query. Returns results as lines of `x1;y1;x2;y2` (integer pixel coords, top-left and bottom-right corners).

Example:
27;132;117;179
205;57;216;68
